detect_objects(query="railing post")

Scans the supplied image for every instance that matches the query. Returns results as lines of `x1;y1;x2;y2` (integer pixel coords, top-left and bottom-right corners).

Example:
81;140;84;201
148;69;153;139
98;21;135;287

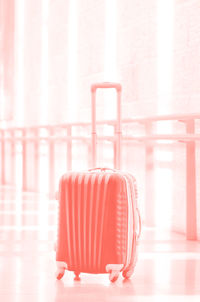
49;127;55;198
22;129;27;191
34;128;39;192
0;130;5;185
11;130;16;186
145;121;155;226
67;126;72;170
113;124;117;168
87;136;92;168
185;119;197;240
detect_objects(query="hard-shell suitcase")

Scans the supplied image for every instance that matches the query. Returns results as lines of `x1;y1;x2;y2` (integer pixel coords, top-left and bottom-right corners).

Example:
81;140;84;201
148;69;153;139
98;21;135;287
55;82;141;282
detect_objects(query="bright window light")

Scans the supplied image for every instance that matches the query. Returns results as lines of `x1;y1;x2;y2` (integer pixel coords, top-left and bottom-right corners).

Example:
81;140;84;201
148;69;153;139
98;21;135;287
154;167;173;228
104;0;118;81
0;86;5;122
155;149;173;162
67;0;78;122
156;0;174;136
155;0;174;228
15;257;22;302
38;194;49;240
104;0;118;121
14;0;24;126
157;0;174;115
155;255;171;286
40;0;49;124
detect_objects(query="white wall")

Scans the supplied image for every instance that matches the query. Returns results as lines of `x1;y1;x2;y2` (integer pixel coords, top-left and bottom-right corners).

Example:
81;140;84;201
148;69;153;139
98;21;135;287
1;0;199;237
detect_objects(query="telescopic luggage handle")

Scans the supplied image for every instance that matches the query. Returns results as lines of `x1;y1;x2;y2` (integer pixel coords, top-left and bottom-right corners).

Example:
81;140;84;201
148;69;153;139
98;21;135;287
91;82;122;169
91;82;122;92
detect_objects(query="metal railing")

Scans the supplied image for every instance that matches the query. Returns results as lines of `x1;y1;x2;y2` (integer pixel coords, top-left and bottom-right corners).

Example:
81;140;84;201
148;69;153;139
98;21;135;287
0;113;200;240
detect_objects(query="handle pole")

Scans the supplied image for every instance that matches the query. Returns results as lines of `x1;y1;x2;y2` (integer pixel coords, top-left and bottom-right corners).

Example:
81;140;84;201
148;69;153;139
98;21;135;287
91;89;97;167
91;82;122;169
116;88;122;169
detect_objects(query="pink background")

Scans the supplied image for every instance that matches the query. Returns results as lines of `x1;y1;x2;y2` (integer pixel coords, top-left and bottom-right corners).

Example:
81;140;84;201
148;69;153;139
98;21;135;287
0;0;200;237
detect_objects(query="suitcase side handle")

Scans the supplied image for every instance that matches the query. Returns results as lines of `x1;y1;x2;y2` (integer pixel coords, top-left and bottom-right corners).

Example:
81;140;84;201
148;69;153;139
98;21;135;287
91;82;122;169
136;208;142;240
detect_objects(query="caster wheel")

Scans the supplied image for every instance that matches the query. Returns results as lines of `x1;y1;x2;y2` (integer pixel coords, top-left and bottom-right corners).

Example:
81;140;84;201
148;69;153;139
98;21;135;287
74;272;80;281
56;269;65;280
122;268;134;279
109;275;119;282
109;271;119;282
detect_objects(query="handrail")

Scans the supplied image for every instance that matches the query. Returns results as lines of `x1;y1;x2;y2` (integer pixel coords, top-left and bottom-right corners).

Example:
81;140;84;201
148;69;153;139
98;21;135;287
1;112;200;131
0;112;200;143
1;134;200;142
0;113;199;241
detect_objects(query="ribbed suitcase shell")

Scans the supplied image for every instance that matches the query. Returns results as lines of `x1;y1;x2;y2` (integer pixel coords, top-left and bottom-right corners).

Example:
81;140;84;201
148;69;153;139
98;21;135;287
55;82;140;281
56;170;138;275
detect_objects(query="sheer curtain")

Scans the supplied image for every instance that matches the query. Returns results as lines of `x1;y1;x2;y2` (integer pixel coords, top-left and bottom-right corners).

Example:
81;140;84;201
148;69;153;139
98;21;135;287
0;0;15;124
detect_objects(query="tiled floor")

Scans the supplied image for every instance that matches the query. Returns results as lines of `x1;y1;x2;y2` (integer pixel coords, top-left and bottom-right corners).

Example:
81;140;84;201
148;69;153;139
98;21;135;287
0;187;200;302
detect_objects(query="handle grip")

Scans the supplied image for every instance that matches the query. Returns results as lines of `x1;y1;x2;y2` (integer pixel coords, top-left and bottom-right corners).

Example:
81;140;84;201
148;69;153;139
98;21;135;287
91;82;122;169
136;208;141;240
91;82;122;92
88;167;118;173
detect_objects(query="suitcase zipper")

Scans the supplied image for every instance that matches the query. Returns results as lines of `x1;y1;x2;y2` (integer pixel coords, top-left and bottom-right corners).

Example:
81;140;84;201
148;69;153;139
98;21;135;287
121;174;134;269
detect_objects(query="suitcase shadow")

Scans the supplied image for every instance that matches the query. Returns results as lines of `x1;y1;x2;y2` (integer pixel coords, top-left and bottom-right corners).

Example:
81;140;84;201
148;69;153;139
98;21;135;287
54;276;136;302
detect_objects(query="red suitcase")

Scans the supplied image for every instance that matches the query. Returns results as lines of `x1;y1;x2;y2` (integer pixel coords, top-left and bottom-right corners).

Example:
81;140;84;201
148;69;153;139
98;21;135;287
55;82;141;282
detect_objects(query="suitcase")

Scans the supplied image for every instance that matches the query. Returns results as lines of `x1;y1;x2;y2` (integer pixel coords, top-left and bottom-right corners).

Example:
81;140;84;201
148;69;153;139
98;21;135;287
55;82;141;282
